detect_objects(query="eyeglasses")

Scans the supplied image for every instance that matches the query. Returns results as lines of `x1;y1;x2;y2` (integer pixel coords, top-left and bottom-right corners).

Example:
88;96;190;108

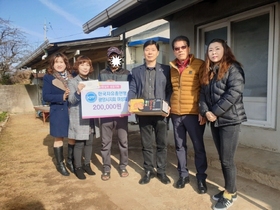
174;46;187;52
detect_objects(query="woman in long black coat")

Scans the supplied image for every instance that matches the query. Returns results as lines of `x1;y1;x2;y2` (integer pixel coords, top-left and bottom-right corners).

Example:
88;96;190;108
43;53;75;176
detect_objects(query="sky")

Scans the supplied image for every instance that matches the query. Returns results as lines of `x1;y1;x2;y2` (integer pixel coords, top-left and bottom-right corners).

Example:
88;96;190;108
0;0;118;50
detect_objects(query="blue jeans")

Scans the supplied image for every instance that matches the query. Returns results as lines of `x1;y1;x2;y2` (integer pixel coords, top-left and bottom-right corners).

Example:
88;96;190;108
210;123;240;193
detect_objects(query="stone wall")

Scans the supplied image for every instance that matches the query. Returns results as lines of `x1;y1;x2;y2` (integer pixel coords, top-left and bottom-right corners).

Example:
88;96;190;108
0;85;40;113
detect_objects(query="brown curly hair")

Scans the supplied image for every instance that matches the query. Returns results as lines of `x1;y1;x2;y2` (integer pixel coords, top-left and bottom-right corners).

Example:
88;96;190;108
47;53;71;74
72;55;94;75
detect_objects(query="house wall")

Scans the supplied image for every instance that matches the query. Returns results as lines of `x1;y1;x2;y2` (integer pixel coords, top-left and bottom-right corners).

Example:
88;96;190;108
0;85;38;113
168;0;280;153
125;19;170;70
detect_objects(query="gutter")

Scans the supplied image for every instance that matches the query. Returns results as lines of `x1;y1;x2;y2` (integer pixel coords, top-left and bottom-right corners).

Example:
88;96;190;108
83;0;147;34
112;0;203;36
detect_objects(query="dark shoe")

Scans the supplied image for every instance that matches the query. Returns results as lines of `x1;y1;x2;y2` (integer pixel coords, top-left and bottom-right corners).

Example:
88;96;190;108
139;171;155;185
56;162;70;176
213;197;233;210
66;144;74;173
197;179;207;194
175;176;190;189
74;167;86;180
66;159;74;173
101;172;111;181
83;163;96;176
53;147;70;176
157;173;171;184
119;168;129;178
212;191;237;201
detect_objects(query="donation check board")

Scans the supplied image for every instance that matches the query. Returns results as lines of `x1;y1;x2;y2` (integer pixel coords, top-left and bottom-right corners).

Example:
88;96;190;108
81;81;130;119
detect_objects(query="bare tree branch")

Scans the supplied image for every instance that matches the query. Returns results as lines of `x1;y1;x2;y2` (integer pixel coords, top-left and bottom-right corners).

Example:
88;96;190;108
0;18;31;83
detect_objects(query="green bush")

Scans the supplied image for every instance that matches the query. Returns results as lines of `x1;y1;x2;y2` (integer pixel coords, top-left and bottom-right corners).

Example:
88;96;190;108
0;112;8;122
0;74;12;85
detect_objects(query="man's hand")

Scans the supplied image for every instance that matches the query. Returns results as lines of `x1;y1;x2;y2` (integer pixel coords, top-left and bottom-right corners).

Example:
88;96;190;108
198;114;207;125
162;106;171;117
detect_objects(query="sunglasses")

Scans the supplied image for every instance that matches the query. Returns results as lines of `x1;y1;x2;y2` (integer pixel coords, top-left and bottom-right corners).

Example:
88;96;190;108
174;46;187;52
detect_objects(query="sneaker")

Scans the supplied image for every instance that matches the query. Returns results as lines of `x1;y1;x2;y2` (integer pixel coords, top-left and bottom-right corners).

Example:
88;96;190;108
83;164;96;176
212;191;237;201
213;197;233;210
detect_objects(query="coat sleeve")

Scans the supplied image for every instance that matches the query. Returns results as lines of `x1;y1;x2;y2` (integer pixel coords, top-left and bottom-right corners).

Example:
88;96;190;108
42;75;64;103
199;85;209;117
165;65;173;105
127;68;137;101
212;65;245;116
68;78;81;106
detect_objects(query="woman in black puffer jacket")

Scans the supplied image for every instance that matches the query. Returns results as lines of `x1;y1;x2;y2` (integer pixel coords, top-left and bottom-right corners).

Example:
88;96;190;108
199;39;247;210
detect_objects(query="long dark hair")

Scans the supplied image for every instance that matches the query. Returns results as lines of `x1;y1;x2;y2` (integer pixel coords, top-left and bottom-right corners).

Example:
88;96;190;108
200;39;242;85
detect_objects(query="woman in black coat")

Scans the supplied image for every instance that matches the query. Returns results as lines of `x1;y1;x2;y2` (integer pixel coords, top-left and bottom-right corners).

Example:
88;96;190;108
43;53;75;176
199;39;247;210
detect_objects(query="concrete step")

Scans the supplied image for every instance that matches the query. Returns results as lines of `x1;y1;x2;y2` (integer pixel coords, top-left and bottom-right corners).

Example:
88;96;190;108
127;123;280;191
181;137;280;191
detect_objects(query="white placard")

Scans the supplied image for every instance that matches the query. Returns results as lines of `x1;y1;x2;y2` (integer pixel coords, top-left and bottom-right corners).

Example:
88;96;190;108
79;80;99;90
81;81;130;119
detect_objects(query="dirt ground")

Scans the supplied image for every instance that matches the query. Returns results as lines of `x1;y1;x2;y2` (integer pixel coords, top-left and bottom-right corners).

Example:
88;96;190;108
0;114;279;210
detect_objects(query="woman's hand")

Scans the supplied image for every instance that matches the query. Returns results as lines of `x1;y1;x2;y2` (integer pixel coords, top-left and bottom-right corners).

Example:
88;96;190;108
63;88;70;101
205;111;217;122
76;83;85;95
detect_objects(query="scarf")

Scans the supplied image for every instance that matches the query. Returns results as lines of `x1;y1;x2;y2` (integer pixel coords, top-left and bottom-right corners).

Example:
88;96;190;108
53;70;73;89
176;58;190;74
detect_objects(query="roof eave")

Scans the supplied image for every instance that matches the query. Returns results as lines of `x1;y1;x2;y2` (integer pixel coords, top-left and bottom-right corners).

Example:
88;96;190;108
16;40;53;69
83;0;148;34
112;0;203;36
83;0;203;36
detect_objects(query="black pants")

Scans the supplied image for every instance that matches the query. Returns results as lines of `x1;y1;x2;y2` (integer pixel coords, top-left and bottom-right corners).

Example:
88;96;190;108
211;123;240;193
138;115;167;174
171;114;207;180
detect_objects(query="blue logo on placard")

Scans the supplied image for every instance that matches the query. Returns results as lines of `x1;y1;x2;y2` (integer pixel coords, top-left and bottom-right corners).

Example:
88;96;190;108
85;92;97;103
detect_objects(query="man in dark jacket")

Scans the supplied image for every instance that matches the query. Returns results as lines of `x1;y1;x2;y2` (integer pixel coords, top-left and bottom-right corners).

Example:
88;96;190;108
128;40;172;185
99;47;131;181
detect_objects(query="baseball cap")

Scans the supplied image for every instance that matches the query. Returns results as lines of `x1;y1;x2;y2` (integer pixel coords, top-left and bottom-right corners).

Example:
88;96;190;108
107;47;122;57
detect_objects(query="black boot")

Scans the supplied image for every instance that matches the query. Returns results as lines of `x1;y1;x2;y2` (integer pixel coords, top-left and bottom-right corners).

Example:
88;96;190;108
74;167;86;180
53;146;70;176
83;163;96;175
66;144;74;173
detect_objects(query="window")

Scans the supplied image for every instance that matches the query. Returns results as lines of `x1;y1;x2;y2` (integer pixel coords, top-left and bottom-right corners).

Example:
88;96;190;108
197;4;278;128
